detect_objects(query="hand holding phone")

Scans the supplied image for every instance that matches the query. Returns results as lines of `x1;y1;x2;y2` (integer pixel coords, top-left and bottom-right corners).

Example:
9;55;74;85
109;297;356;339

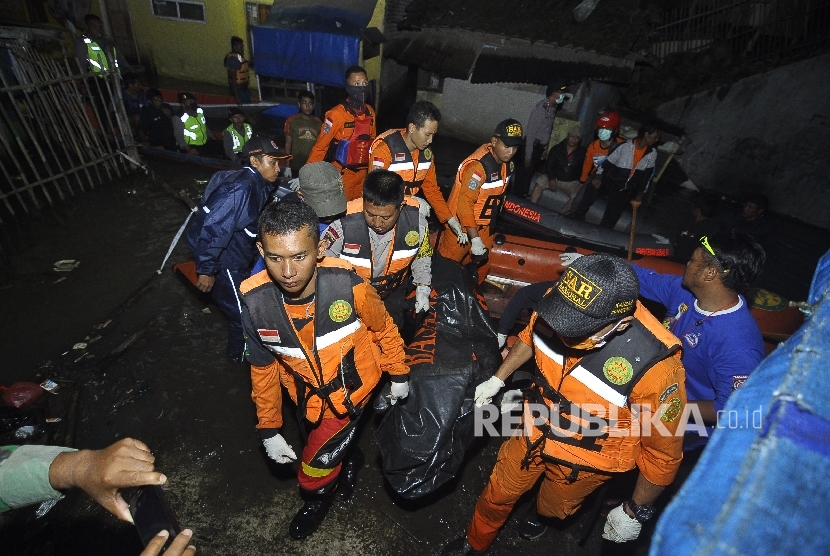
129;485;181;550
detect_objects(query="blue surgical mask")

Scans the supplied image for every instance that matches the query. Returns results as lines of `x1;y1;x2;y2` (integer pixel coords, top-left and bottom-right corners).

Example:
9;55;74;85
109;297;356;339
598;129;613;141
555;94;565;105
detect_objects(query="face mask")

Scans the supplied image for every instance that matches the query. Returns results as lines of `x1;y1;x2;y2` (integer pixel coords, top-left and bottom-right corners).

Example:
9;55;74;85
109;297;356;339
555;94;565;105
558;319;624;350
598;129;613;141
345;85;369;111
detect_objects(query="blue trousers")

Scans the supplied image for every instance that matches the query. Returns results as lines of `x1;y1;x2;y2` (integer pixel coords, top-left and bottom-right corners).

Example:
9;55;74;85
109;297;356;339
212;268;247;360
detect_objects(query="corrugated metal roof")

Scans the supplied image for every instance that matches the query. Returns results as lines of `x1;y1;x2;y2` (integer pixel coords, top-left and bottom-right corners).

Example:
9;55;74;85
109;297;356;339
385;29;635;84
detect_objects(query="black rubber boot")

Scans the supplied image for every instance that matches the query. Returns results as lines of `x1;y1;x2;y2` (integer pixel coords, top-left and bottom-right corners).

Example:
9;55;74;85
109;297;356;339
516;507;548;541
440;536;482;555
334;447;365;508
288;493;334;540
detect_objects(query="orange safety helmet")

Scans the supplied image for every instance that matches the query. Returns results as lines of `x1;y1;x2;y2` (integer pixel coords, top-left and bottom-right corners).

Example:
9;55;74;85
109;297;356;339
596;110;621;133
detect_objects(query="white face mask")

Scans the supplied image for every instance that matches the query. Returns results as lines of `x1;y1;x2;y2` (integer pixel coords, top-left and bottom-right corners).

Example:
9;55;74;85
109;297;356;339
555;94;565;105
598;129;613;141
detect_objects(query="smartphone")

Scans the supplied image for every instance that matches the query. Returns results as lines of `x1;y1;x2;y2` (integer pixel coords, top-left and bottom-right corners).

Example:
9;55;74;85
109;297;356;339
128;485;181;549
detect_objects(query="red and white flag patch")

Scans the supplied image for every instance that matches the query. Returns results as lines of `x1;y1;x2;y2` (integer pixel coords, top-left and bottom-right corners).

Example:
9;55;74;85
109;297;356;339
394;152;406;162
373;157;385;168
472;171;483;181
343;243;361;254
258;329;281;344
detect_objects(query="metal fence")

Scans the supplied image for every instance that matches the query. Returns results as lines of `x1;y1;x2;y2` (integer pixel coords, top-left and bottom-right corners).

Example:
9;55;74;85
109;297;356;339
0;30;137;224
650;0;830;66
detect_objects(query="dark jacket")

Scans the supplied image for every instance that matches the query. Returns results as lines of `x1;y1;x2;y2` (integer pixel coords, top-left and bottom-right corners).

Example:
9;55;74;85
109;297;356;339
544;138;587;182
186;168;274;275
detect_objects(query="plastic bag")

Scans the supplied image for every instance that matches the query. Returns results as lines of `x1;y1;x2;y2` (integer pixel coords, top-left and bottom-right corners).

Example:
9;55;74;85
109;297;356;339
376;255;501;499
1;382;45;409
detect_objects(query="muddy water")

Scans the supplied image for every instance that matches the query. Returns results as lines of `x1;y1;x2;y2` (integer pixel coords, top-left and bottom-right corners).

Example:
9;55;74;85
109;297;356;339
0;142;826;555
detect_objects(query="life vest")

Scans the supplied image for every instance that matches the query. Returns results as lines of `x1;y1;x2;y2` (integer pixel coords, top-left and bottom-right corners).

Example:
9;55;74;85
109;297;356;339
521;304;680;479
373;129;433;196
451;144;514;234
240;259;383;424
83;37;118;75
226;123;252;153
338;197;422;298
330;107;373;169
225;52;249;85
181;108;207;146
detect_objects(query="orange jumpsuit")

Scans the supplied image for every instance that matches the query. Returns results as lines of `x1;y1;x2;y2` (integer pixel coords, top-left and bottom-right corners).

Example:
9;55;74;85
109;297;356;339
307;103;376;201
241;258;408;492
437;143;513;283
370;129;453;223
466;303;686;551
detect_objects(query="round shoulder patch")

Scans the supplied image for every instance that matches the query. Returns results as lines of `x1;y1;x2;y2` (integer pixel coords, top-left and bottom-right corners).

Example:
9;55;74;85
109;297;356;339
328;300;353;323
603;356;634;385
661;397;683;423
423;148;432;160
509;161;515;173
405;230;420;246
748;288;786;311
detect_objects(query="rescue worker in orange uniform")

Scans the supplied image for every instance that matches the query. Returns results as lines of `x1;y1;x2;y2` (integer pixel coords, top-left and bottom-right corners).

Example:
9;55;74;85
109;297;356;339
565;109;625;216
241;201;409;540
306;66;376;201
369;101;467;244
323;170;432;328
441;254;686;555
437;119;523;283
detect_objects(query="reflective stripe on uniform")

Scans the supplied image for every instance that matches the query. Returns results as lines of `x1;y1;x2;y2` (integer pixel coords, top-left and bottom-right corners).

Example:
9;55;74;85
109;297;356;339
301;461;335;477
317;320;362;350
570;365;628;408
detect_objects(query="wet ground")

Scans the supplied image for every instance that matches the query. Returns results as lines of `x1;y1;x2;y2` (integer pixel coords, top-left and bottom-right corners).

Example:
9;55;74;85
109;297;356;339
0;136;827;555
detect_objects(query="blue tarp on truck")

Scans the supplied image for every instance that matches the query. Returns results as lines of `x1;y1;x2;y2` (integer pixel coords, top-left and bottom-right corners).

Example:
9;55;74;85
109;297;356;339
251;0;378;88
650;248;830;556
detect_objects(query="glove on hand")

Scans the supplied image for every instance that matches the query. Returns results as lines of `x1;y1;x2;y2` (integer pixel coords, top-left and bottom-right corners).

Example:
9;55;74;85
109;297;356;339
447;217;468;245
474;375;505;407
283;166;293;179
470;236;487;256
415;285;431;313
390;381;410;405
262;434;297;464
416;197;431;219
602;504;642;542
288;177;301;191
559;252;584;266
500;388;524;414
497;333;507;349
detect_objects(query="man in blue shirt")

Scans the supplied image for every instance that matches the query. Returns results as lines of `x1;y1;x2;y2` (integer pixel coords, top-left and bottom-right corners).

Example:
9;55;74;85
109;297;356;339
561;232;765;445
186;137;289;362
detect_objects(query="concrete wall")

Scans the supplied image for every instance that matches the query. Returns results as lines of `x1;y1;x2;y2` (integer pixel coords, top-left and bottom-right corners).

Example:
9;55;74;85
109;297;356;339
435;78;617;146
656;53;830;229
127;0;251;87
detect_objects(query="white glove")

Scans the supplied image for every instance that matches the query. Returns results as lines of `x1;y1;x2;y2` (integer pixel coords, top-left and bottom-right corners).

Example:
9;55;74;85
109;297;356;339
447;217;468;245
390;381;410;405
470;236;487;256
602;504;642;543
283;166;293;179
415;285;431;313
500;388;523;414
288;177;301;191
416;197;431;219
474;375;505;407
559;252;584;266
497;333;507;349
262;434;297;464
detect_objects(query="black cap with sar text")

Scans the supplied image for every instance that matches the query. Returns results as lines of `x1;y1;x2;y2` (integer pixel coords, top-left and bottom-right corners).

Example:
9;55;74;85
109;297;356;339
537;253;639;338
493;119;525;147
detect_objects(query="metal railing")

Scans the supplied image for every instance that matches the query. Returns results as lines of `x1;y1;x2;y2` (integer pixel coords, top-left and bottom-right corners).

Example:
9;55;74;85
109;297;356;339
0;34;137;224
650;0;829;67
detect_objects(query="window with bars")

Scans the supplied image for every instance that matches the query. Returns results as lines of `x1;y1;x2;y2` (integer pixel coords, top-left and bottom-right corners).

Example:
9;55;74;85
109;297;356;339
151;0;205;23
